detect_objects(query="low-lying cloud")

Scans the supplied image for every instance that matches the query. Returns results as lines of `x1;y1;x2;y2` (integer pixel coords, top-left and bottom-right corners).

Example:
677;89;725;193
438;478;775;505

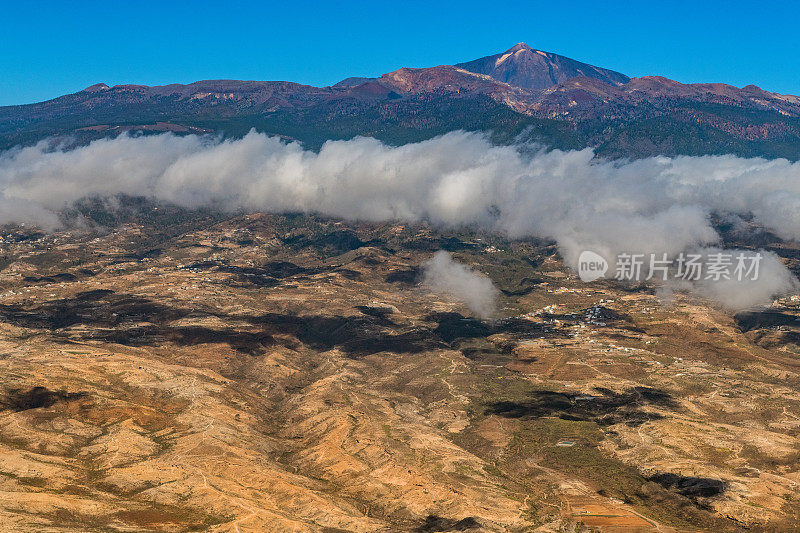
652;248;796;310
1;130;799;309
422;251;499;319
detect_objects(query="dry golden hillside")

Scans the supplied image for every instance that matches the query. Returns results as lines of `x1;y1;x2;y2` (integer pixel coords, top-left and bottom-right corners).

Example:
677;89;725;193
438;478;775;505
0;210;799;532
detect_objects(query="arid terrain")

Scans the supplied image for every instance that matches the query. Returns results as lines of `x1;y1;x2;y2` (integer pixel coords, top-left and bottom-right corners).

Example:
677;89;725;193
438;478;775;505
1;203;799;532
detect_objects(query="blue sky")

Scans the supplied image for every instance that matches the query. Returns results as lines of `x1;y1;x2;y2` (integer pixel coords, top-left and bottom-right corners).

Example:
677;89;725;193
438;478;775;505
2;0;798;106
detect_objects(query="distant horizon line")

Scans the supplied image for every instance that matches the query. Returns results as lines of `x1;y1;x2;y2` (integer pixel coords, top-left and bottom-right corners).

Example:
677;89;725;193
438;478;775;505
3;42;797;107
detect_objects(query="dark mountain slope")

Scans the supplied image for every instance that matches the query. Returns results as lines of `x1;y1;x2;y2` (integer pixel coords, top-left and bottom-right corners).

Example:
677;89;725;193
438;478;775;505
455;42;630;89
1;44;799;160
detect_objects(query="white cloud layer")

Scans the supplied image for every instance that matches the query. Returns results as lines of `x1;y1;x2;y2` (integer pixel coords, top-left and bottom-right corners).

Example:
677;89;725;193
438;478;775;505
1;130;799;309
422;251;499;319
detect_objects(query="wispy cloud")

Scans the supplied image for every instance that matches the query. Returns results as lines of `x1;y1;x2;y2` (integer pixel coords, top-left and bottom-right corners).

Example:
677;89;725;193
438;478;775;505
422;251;499;319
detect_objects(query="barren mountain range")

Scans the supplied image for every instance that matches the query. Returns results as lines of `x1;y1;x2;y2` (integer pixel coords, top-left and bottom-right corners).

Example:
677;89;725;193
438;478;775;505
2;207;800;532
2;43;800;159
4;43;800;533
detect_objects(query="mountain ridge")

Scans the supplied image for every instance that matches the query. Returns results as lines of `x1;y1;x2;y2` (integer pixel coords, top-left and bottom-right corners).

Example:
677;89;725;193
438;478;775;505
2;43;800;160
455;42;630;89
